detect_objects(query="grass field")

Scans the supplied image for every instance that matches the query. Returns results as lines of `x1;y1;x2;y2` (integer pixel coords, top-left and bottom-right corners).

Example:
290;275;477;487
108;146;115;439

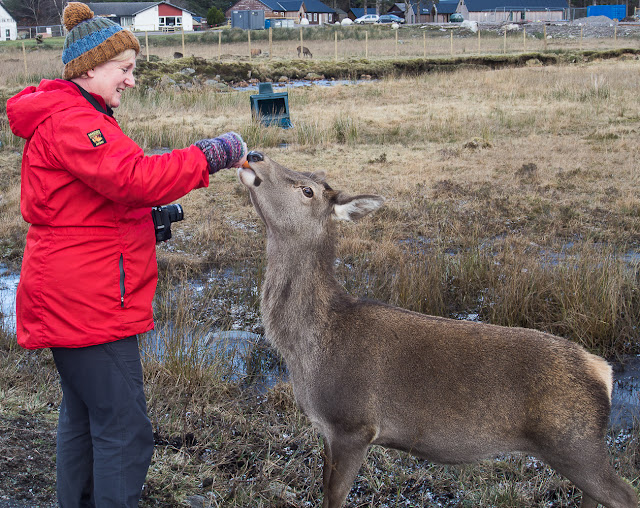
1;42;639;507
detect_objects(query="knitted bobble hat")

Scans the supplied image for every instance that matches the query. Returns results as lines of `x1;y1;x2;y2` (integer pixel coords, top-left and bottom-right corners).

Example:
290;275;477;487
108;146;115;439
62;2;140;80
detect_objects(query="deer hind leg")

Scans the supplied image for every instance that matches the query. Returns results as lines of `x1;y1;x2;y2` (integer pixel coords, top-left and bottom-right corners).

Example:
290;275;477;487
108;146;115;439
543;442;637;508
322;434;370;508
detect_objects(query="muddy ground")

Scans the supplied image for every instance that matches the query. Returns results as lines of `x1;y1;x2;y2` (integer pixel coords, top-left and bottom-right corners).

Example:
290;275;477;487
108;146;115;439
0;414;57;508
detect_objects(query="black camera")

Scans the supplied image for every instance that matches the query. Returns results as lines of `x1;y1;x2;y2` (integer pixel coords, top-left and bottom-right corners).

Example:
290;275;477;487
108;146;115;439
151;204;184;243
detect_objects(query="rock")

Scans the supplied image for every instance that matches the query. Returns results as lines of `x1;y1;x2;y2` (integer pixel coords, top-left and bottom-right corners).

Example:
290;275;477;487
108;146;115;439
267;481;298;504
211;82;231;91
184;495;207;508
159;76;176;86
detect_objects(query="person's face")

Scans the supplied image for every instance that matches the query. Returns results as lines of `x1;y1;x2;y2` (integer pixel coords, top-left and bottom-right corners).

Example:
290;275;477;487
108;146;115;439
84;54;136;109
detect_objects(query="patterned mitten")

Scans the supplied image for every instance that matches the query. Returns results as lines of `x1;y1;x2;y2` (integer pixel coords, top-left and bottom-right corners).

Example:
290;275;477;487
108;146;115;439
195;132;246;174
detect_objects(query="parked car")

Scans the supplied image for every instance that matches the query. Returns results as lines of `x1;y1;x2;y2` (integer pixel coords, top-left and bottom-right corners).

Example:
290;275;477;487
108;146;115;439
378;14;405;24
450;12;464;22
354;14;379;24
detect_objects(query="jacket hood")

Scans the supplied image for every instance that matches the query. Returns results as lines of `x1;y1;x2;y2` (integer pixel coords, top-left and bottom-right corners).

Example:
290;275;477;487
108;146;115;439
7;79;107;140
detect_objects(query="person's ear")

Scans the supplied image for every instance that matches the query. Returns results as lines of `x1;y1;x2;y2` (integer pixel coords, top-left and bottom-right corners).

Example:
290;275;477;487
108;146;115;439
86;68;96;78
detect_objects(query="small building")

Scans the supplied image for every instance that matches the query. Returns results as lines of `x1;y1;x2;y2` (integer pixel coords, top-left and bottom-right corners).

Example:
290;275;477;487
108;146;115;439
462;0;568;21
0;3;17;41
387;0;565;22
429;0;463;22
227;0;300;23
86;2;197;32
387;1;463;23
226;0;336;25
303;0;337;24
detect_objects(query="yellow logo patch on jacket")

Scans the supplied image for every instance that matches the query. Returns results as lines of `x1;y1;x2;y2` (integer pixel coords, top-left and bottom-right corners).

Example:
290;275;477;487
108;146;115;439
87;129;106;147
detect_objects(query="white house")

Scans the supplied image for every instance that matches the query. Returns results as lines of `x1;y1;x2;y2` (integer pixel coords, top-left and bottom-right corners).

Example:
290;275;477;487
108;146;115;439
87;2;196;32
0;3;17;41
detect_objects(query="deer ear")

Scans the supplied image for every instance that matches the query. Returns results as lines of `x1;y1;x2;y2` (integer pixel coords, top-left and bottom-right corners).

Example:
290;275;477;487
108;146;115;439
333;194;384;222
301;171;326;180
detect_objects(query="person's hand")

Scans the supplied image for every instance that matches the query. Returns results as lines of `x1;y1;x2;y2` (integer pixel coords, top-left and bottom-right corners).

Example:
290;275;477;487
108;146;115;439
230;141;248;168
195;132;247;174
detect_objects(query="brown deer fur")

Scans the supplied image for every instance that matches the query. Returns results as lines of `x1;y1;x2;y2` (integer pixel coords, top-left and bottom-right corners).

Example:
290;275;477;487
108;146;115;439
297;45;312;58
237;151;637;508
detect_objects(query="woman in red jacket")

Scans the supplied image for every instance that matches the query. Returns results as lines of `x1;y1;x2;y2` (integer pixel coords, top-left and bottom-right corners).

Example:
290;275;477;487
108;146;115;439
7;3;247;506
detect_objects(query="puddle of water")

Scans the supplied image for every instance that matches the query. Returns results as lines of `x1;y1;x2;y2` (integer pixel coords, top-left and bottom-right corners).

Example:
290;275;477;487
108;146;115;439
0;264;19;332
234;78;376;92
611;356;640;429
143;327;285;391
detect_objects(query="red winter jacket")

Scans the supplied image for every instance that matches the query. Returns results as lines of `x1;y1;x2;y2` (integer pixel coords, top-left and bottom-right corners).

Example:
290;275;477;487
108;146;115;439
7;79;210;349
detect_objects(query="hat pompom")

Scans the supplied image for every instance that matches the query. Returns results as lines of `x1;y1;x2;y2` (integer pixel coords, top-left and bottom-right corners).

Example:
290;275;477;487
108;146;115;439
64;2;94;31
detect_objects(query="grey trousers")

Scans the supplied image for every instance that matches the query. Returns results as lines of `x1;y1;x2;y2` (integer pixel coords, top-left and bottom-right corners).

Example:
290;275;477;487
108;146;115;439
51;335;154;508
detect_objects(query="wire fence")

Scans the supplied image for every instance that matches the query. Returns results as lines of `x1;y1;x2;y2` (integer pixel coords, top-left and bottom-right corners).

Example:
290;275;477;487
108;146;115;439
133;23;640;63
17;25;64;39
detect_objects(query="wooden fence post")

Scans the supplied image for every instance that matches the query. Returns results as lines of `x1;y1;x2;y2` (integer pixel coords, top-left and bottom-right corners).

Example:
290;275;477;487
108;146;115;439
423;31;426;58
218;30;222;60
395;29;398;56
580;25;583;50
365;30;368;58
450;29;453;56
248;29;252;60
503;25;507;53
523;25;526;51
335;31;338;61
181;26;185;56
269;27;273;59
543;25;547;50
477;27;480;53
145;31;149;62
22;41;27;75
300;27;303;58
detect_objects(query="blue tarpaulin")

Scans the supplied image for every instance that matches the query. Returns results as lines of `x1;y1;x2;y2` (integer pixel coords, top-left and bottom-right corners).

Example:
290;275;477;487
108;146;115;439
586;4;626;19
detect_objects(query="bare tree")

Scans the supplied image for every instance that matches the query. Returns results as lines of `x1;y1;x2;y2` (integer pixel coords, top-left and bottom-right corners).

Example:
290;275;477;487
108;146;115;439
4;0;65;25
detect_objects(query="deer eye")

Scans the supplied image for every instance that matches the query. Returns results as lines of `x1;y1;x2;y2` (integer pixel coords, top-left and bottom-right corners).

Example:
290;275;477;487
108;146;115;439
302;187;314;198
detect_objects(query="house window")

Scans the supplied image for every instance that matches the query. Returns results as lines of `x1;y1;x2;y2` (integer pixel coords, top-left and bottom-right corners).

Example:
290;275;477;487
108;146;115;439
159;16;182;27
313;12;317;21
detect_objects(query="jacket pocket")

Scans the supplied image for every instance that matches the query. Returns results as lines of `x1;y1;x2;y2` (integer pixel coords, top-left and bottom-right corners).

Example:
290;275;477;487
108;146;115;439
119;253;125;308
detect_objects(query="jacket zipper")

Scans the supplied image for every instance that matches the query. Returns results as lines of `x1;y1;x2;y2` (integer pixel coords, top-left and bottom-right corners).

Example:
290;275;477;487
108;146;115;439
119;253;125;308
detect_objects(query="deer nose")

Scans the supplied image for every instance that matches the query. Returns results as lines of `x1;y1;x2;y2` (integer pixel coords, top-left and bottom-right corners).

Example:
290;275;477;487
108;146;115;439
247;151;264;163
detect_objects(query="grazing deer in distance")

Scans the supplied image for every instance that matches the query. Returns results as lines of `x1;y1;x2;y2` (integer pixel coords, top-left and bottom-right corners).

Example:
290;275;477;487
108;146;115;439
237;151;637;508
297;45;313;58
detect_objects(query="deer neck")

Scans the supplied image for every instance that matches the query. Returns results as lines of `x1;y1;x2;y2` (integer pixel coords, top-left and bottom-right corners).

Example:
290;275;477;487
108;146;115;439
261;229;342;357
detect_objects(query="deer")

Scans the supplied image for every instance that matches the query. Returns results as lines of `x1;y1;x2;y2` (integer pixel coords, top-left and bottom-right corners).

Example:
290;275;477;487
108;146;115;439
237;151;637;508
297;45;313;58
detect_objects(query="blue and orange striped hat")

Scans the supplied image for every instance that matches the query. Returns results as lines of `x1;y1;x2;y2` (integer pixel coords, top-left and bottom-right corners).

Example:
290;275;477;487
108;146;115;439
62;2;140;80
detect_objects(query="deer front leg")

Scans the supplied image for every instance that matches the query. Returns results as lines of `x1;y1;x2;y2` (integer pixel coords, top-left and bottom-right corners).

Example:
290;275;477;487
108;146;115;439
322;434;370;508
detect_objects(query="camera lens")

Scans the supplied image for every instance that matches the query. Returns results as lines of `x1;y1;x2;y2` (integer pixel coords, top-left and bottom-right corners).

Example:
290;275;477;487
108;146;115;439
166;204;184;222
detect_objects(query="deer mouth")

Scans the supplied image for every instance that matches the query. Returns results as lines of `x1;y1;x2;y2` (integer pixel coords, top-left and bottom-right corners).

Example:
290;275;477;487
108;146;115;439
237;167;262;187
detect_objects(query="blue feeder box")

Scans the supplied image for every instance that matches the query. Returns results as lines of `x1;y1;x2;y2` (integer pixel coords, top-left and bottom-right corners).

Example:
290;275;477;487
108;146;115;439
250;83;293;129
